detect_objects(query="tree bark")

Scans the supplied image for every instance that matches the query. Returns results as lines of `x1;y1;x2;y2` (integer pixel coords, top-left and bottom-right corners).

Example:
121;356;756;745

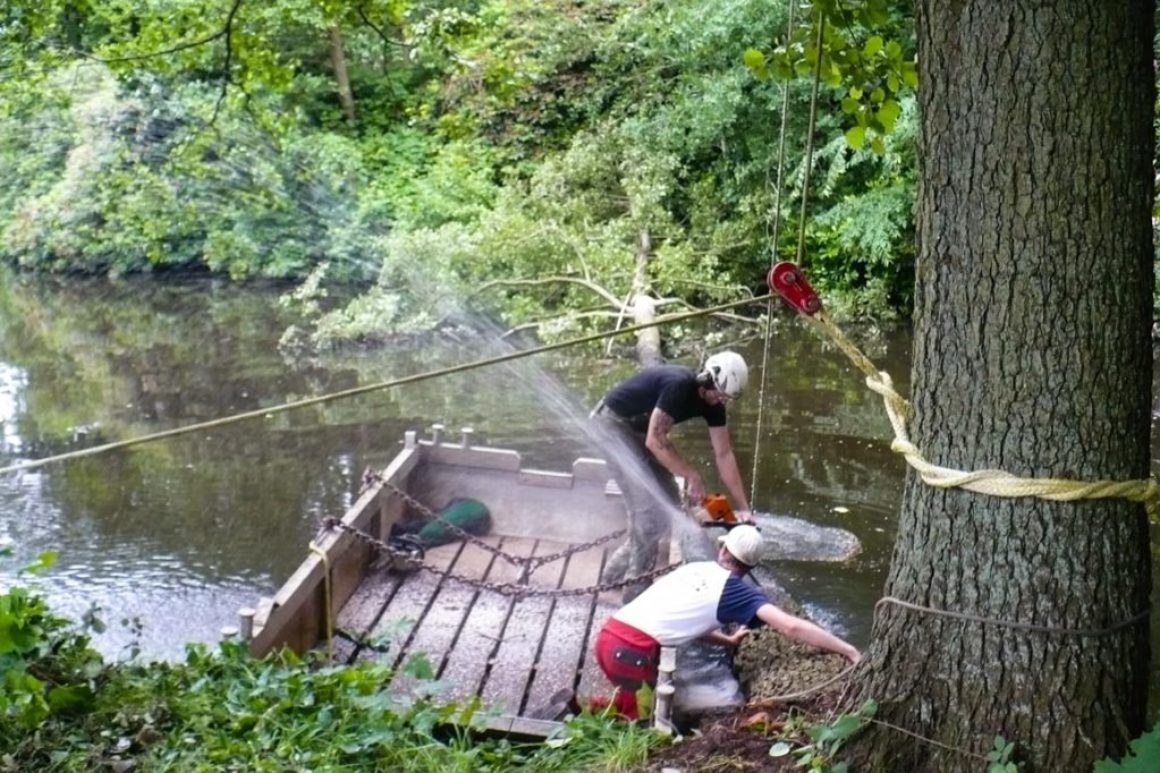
329;26;356;123
852;2;1154;770
631;229;663;366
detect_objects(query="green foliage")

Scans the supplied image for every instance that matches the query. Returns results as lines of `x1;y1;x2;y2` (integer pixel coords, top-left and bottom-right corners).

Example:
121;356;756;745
986;735;1021;772
1094;721;1160;772
3;0;922;329
767;699;877;772
745;0;916;154
1;571;659;771
0;551;102;739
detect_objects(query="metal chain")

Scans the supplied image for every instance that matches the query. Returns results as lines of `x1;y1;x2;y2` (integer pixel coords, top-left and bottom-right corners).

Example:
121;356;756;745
322;516;680;598
364;470;627;578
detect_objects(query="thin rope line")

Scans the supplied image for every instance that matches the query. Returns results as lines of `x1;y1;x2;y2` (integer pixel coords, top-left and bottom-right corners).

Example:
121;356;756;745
795;12;826;267
750;0;798;506
0;293;772;476
876;596;1150;638
868;718;988;762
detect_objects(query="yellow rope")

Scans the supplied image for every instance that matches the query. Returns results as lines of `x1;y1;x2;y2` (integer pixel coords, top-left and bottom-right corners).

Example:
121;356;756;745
309;541;335;663
0;293;772;476
804;310;1160;519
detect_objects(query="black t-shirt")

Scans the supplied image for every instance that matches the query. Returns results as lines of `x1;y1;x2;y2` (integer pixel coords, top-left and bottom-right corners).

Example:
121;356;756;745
602;365;727;431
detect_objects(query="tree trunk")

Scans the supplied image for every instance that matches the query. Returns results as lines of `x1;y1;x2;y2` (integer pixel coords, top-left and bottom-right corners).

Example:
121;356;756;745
632;229;663;366
329;26;356;123
853;2;1154;770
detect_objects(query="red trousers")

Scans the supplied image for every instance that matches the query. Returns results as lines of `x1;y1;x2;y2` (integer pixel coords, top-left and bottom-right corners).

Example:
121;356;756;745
593;618;660;720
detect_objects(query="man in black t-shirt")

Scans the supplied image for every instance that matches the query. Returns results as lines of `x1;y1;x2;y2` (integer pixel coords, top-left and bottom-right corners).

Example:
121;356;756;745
591;351;754;587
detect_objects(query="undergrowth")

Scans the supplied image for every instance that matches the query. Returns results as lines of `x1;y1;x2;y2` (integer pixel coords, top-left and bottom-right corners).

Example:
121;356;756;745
0;550;661;772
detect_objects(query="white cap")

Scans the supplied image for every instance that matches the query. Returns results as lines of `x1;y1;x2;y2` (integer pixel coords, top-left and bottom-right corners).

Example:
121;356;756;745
717;524;764;566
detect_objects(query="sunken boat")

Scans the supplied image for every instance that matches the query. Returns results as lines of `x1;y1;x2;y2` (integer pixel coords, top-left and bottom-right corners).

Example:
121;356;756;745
237;425;646;737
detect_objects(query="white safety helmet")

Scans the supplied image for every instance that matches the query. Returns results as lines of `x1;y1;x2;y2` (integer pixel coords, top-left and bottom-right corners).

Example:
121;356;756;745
701;351;748;399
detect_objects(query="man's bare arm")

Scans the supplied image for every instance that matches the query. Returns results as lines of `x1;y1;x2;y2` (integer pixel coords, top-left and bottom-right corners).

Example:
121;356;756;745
645;408;703;498
756;603;861;663
707;425;751;515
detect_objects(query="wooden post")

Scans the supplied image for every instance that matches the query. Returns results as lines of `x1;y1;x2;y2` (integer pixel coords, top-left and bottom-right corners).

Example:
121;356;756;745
238;608;256;641
654;646;677;734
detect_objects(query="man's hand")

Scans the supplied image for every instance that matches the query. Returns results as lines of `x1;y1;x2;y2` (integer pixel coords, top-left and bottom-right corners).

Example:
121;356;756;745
723;626;751;645
734;509;754;523
845;647;862;665
686;473;706;503
726;627;751;647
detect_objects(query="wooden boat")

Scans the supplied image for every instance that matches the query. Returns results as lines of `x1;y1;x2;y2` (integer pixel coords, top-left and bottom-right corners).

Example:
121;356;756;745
239;425;642;738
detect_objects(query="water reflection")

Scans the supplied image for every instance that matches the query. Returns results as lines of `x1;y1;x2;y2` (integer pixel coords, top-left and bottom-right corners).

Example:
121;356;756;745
0;267;1155;720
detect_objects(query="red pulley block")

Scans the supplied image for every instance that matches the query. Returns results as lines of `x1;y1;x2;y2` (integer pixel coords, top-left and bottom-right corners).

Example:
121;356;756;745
767;261;822;315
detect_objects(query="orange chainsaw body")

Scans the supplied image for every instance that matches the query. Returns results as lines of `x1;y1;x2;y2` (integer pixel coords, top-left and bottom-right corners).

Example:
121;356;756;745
701;494;736;524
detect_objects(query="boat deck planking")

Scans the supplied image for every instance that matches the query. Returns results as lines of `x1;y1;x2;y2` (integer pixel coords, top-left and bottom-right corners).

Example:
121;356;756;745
336;532;622;722
244;430;643;738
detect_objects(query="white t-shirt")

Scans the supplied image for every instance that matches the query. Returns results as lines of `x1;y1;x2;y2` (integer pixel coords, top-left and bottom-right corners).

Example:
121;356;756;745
612;561;768;646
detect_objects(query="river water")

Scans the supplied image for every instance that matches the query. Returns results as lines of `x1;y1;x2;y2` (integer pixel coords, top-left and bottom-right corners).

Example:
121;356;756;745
0;270;1156;709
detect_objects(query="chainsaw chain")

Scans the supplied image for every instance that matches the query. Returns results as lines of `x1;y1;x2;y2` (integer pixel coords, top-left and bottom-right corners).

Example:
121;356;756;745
363;469;628;577
322;516;681;598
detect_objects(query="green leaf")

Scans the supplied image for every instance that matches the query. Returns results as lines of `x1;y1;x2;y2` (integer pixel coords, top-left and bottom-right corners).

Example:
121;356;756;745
902;63;919;88
870;137;886;155
402;652;434;680
21;551;57;575
770;741;791;757
845;125;866;149
824;61;843;87
877;99;901;131
870;87;885;103
863;36;883;56
47;684;95;714
743;48;767;71
841;97;859;115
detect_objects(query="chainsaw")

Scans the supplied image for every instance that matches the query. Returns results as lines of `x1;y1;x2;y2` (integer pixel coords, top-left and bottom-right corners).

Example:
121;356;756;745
697;493;737;525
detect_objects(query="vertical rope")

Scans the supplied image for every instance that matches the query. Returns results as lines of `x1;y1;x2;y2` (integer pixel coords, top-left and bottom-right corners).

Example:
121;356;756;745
309;541;335;663
796;13;826;266
750;0;799;506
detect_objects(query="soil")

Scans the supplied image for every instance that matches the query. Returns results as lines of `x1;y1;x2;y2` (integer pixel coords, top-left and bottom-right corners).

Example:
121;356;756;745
643;690;846;772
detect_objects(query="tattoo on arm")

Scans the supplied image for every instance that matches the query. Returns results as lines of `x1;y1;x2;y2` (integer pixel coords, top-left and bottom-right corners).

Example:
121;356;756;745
650;411;675;452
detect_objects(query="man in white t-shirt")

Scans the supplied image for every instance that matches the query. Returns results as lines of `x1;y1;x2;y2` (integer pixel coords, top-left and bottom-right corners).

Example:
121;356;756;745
592;525;861;719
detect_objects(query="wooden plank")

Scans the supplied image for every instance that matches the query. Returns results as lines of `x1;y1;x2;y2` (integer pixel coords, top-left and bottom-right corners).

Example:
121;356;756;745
334;568;405;664
522;544;605;718
388;539;498;698
358;542;462;666
435;536;535;709
426;445;522;471
478;539;568;713
576;586;620;706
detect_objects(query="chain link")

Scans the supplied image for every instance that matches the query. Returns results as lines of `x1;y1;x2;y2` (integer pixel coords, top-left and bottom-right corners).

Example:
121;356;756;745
362;469;628;579
322;516;681;598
